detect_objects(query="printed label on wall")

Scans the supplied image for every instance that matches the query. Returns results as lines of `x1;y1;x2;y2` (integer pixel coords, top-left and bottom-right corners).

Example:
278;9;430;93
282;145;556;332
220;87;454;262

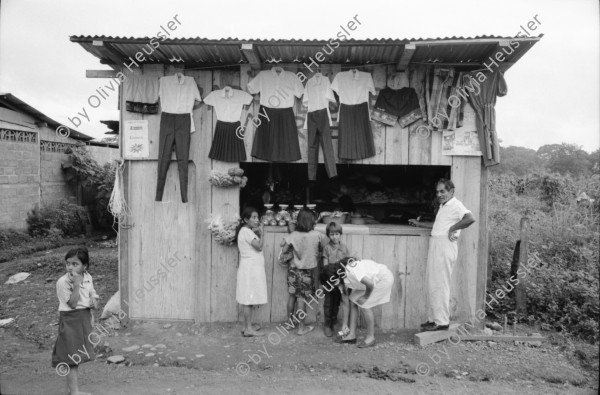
442;105;482;156
123;120;149;159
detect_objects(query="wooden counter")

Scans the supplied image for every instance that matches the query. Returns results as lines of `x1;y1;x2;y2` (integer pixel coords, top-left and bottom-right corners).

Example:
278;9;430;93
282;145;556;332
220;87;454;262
265;223;431;236
258;224;431;329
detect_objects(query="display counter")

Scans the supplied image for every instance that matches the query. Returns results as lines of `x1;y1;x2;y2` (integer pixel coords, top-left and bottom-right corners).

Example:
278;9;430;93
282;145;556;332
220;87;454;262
261;223;431;329
264;223;431;236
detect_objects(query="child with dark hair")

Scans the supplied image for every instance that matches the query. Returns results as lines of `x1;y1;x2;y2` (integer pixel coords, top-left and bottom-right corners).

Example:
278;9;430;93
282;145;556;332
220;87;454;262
281;208;327;335
320;221;349;337
235;206;267;337
52;247;99;395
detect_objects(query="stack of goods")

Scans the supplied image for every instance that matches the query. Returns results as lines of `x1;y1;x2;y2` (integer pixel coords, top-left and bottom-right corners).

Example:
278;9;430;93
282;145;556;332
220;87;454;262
365;191;389;205
261;206;291;226
208;168;248;188
336;187;423;205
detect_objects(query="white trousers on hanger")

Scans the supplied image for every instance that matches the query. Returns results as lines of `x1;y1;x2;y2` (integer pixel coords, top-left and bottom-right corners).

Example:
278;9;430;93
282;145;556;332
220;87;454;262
426;236;458;326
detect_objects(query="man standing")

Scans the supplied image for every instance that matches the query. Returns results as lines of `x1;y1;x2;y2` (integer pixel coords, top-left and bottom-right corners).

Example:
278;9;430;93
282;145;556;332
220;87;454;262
409;179;476;331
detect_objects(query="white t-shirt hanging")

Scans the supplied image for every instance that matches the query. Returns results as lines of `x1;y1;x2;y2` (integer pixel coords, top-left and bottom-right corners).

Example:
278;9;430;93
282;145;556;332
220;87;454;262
247;67;304;109
159;73;202;133
204;87;253;123
302;73;335;128
331;70;375;105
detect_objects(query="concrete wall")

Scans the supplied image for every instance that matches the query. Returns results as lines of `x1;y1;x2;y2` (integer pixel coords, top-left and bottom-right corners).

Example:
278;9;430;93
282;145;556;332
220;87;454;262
1;108;81;230
0;140;40;230
87;144;119;165
40;150;75;207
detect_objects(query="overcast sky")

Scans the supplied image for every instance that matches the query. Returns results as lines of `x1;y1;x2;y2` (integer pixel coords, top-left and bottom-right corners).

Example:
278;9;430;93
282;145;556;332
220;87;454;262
0;0;598;152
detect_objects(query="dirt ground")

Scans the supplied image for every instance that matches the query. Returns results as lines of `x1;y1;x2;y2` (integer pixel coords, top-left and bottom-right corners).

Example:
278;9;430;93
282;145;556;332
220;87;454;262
1;243;598;395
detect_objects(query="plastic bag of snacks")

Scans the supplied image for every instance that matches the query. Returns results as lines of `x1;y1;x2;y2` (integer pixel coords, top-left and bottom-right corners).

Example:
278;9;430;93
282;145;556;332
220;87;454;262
209;170;248;188
227;168;245;177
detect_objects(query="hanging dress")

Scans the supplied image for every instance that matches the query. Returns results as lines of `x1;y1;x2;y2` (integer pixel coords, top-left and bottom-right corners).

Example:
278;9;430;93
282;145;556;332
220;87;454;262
204;87;253;162
331;70;376;160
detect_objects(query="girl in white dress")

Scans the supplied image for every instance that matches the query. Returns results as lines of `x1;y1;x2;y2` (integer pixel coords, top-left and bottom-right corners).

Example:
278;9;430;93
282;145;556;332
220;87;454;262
335;257;394;348
236;207;268;337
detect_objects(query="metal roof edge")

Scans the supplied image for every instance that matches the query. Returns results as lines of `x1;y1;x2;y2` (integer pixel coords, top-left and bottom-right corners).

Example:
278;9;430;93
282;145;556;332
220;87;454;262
0;93;93;141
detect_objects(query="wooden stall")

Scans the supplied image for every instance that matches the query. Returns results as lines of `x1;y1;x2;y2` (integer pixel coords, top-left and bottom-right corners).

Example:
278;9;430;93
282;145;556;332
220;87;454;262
71;36;540;328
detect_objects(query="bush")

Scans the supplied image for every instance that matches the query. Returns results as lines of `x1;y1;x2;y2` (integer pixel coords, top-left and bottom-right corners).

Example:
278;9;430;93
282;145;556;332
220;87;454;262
62;147;116;230
26;200;87;237
488;172;599;343
540;174;576;208
26;209;52;237
0;229;32;250
527;263;599;342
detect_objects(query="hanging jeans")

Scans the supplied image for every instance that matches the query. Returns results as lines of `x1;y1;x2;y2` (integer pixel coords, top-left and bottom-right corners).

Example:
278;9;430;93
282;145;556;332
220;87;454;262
155;112;191;203
307;109;337;180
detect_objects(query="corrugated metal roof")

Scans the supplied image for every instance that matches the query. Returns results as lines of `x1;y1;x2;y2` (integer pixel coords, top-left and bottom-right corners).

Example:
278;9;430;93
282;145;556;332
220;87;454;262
70;35;542;70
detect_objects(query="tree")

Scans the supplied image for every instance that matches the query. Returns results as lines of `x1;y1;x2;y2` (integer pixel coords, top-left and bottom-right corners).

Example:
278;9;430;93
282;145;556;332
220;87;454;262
494;146;544;176
590;149;599;174
537;143;591;177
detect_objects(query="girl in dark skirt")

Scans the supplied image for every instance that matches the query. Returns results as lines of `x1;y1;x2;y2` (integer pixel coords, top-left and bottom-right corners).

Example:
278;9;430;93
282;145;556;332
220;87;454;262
52;247;99;395
251;106;301;162
209;120;247;162
338;102;375;160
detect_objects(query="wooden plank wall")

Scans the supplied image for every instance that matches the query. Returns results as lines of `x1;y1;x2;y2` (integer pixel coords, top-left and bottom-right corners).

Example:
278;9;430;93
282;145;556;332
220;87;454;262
124;65;197;320
450;156;481;325
210;70;242;322
187;68;213;323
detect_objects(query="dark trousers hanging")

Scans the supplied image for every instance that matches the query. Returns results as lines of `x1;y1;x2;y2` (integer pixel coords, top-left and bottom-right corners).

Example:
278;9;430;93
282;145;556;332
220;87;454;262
307;109;337;180
155;112;191;203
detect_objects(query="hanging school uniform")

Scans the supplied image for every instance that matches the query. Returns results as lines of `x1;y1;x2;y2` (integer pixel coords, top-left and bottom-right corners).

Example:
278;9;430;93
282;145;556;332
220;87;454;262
331;70;376;160
247;67;304;162
204;87;253;162
303;73;337;180
156;73;201;203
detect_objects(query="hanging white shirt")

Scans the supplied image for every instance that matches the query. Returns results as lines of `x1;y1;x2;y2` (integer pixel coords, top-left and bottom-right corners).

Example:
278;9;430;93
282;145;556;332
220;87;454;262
159;74;202;133
331;70;375;105
431;197;472;237
247;68;304;109
302;73;335;128
159;74;202;113
204;87;253;123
